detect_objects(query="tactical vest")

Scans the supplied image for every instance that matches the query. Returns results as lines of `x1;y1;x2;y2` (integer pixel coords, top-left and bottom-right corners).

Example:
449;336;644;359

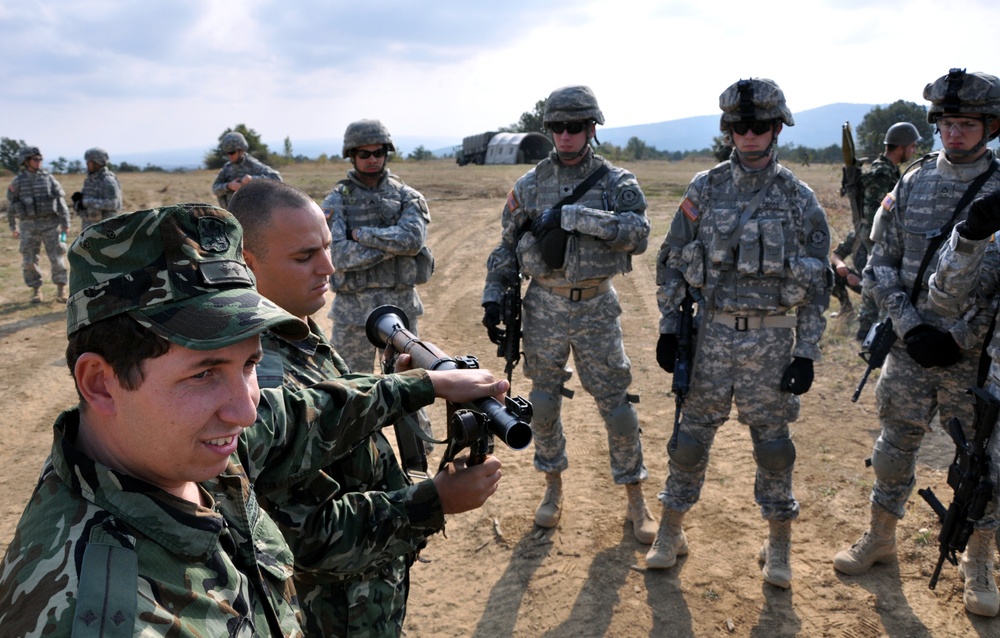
81;168;122;215
329;175;433;293
517;156;632;283
12;170;60;218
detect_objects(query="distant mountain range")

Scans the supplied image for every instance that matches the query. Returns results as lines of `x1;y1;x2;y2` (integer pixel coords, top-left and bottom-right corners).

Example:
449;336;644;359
114;103;880;170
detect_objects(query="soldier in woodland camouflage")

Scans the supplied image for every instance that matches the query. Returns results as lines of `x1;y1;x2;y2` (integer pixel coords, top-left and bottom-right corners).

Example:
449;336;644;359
834;69;1000;618
72;147;123;230
323;119;436;451
0;203;507;636
212;131;282;207
481;85;658;544
649;78;831;589
6;145;71;303
230;180;501;637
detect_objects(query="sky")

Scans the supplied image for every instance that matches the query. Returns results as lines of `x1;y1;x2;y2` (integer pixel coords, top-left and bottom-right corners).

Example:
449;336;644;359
3;0;1000;162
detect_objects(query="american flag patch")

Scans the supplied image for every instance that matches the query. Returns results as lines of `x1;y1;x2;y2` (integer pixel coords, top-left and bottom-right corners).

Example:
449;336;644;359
881;193;894;211
680;197;699;221
506;190;519;212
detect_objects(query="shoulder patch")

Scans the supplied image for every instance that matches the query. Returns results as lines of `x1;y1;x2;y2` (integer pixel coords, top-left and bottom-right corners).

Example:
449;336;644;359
506;189;520;213
680;197;699;222
881;193;894;211
808;229;828;249
616;185;642;210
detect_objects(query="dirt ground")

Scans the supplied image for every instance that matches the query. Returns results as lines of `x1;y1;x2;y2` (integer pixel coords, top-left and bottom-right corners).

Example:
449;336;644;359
0;158;996;637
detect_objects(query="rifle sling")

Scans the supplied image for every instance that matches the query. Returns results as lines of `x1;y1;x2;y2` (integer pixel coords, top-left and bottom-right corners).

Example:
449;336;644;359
516;163;612;236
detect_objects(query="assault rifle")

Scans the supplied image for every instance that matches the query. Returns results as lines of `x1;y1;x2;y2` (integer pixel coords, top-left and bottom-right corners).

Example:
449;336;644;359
918;386;1000;589
496;271;523;386
366;305;533;469
671;292;696;435
852;318;897;402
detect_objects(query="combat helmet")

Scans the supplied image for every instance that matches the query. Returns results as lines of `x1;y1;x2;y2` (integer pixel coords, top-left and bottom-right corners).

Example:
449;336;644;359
543;86;605;125
84;147;110;166
221;132;249;153
924;68;1000;140
719;78;795;130
342;120;395;158
18;146;42;165
883;122;921;146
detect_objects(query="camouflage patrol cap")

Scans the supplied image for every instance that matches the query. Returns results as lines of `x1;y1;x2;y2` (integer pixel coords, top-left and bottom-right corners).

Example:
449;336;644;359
543;86;605;125
66;203;308;349
221;132;249;153
719;78;795;129
84;147;109;165
18;146;41;164
925;69;1000;133
883;122;921;146
342;119;395;157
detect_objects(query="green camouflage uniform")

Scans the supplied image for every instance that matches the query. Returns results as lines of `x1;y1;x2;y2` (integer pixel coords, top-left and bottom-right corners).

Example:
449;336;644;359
482;147;650;483
257;319;444;637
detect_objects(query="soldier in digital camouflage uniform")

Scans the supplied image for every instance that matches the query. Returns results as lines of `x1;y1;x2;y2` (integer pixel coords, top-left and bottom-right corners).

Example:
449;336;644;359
212;131;282;208
230;180;501;637
480;85;658;544
831;122;921;339
834;69;1000;617
71;147;123;230
0;202;507;636
6;145;70;303
648;78;831;588
323;119;436;452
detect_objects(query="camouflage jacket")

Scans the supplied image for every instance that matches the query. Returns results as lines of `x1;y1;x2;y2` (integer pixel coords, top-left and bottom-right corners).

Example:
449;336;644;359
482;149;649;305
211;155;283;207
864;149;1000;345
81;166;123;217
322;169;432;326
656;156;831;361
256;319;444;637
0;373;435;637
861;154;901;231
6;168;71;230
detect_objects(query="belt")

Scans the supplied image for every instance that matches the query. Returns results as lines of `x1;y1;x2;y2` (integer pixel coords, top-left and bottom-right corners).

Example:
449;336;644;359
711;312;797;331
537;279;613;302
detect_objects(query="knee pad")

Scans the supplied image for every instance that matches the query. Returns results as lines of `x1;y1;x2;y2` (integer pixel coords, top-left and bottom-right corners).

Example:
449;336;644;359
604;403;638;437
528;390;560;427
668;430;707;470
753;436;796;473
870;440;911;483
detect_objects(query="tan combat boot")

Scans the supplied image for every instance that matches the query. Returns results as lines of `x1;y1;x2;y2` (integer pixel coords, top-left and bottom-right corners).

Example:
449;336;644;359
625;482;658;544
760;519;793;588
30;287;42;303
55;284;67;303
833;506;898;575
959;528;1000;617
534;471;563;528
645;508;688;569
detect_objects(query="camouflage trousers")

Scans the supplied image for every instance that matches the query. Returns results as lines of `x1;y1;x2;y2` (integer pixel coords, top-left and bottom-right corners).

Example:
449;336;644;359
297;559;409;638
332;314;434;450
870;346;996;525
657;320;800;521
522;282;645;484
17;216;67;289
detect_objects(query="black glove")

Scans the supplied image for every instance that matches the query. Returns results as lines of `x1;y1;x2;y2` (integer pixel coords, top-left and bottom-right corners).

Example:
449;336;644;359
71;192;83;203
482;302;504;345
71;191;84;213
904;324;961;368
530;208;562;236
960;191;1000;241
780;357;814;395
656;334;678;373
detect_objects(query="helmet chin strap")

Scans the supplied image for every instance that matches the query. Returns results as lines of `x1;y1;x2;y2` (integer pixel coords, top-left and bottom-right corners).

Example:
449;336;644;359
733;133;777;164
557;141;593;162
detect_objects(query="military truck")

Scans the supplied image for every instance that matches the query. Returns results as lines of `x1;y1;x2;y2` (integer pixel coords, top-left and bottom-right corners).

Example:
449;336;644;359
456;131;498;166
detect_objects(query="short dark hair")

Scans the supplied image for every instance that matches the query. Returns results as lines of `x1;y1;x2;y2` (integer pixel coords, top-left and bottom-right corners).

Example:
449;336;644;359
228;180;317;257
66;315;171;399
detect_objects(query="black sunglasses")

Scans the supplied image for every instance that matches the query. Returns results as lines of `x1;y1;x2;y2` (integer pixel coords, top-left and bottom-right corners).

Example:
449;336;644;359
731;120;774;136
355;148;388;159
547;121;586;135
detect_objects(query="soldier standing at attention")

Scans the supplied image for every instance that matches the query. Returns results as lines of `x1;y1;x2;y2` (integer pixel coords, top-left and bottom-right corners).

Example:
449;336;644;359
834;69;1000;617
6;145;71;303
230;180;500;636
831;122;921;339
323;119;436;450
481;85;658;544
649;78;831;588
211;131;282;208
71;147;122;230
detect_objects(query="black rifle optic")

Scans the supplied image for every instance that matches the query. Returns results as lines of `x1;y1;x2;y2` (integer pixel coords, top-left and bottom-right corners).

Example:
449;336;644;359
366;305;533;467
919;386;1000;589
